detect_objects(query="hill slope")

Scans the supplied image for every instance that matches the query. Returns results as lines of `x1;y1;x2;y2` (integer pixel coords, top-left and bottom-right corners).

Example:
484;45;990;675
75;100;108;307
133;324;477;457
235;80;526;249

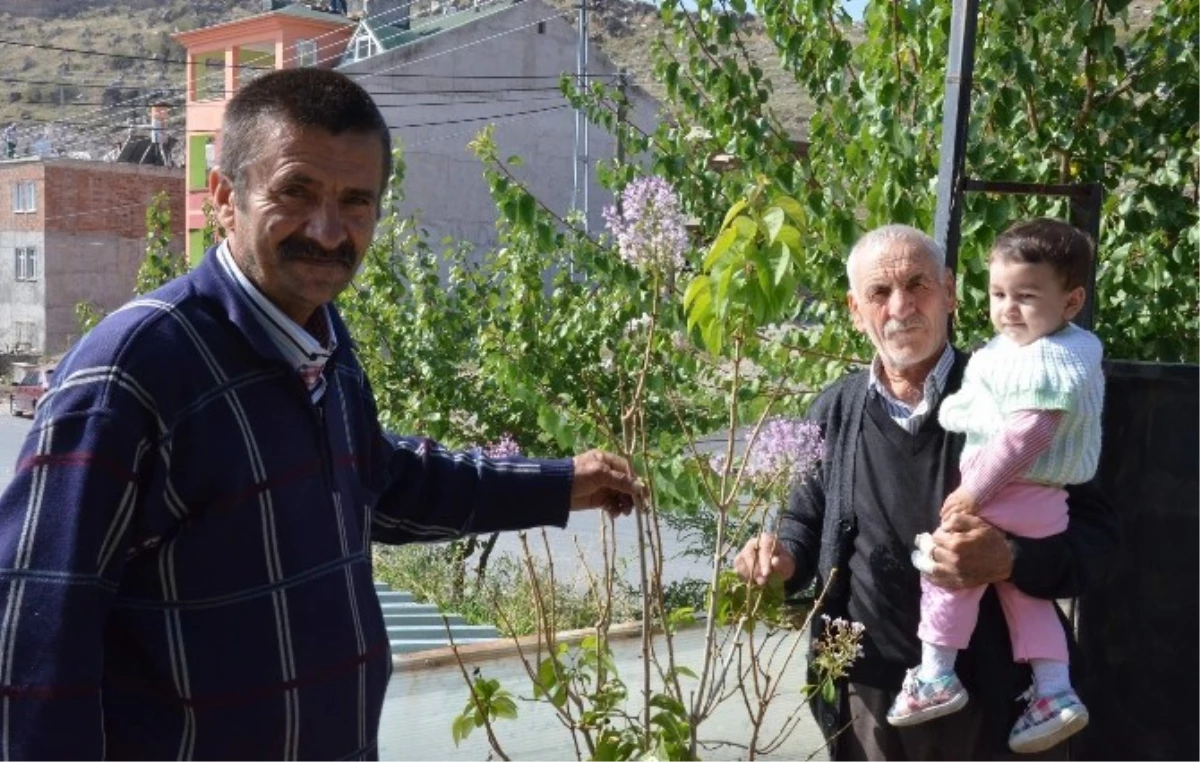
0;0;1161;158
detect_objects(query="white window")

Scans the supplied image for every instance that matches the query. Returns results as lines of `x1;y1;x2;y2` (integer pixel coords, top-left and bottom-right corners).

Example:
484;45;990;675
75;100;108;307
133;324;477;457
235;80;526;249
11;181;36;213
296;39;317;67
354;35;375;61
14;246;38;281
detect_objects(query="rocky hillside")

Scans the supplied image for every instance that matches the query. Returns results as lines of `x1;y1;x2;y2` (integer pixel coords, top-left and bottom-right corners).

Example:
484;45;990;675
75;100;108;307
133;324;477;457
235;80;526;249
0;0;1162;159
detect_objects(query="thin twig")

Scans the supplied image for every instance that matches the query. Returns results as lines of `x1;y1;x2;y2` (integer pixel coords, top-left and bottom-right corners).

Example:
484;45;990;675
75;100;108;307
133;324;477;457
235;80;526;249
442;615;512;761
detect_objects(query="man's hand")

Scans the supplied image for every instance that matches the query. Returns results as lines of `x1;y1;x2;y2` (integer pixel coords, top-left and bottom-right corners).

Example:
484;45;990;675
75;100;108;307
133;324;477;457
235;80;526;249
733;533;797;587
940;486;980;520
570;449;645;517
924;513;1014;589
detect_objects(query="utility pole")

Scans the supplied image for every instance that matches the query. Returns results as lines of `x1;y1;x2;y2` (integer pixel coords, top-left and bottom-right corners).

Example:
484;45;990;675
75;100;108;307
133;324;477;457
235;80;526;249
931;0;980;277
572;0;590;230
615;68;628;214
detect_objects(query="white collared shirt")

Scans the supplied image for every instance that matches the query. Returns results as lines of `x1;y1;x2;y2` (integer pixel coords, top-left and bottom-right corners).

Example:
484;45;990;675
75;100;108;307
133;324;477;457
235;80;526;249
215;241;337;404
867;342;956;434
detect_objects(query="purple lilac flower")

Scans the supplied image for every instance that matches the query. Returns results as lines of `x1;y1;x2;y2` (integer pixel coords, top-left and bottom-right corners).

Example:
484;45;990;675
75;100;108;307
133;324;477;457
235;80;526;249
483;433;522;459
744;417;824;486
602;176;689;274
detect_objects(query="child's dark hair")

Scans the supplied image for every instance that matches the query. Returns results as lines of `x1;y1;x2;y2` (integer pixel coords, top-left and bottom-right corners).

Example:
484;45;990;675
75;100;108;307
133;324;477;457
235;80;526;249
989;218;1094;291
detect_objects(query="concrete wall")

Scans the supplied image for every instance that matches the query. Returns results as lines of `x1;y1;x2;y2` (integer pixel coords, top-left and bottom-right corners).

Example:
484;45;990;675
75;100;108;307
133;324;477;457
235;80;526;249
0;228;46;355
0;161;47;354
338;0;659;258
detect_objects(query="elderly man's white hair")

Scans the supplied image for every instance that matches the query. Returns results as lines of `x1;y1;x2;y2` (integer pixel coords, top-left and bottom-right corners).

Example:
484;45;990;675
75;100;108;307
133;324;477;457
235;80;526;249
846;224;946;291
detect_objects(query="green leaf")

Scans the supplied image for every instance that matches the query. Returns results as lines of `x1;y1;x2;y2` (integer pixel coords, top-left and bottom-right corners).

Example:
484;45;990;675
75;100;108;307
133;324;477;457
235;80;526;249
492;696;518;720
704;226;739;269
452;712;474;746
821;679;836;705
721;198;748;230
771;241;793;287
762;206;786;245
517;193;536;227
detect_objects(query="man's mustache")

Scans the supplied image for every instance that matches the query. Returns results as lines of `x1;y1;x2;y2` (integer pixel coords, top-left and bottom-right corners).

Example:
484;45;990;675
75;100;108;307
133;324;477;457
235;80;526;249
883;317;926;338
278;236;357;268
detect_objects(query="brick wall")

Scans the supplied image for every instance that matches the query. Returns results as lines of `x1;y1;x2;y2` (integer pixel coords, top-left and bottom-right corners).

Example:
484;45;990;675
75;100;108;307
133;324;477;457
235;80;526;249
43;162;185;238
0;162;46;232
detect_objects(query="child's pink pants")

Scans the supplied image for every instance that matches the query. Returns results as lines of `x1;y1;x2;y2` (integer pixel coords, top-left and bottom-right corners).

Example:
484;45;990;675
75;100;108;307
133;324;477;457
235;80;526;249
918;481;1070;662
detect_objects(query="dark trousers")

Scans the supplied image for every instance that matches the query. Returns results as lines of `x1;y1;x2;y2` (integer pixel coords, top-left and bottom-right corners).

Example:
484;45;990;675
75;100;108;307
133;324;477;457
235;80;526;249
834;682;1071;761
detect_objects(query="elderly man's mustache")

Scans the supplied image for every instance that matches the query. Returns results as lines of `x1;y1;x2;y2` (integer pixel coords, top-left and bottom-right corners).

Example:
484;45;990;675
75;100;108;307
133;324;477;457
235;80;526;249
883;317;926;338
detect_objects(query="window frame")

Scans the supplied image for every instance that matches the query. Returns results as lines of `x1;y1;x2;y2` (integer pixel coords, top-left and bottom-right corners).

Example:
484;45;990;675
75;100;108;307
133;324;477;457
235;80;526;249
296;38;317;67
14;246;38;282
11;180;36;213
354;34;375;61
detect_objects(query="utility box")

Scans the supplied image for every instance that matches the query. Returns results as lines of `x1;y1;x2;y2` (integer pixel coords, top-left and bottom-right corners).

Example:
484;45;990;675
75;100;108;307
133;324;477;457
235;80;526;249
1076;361;1199;761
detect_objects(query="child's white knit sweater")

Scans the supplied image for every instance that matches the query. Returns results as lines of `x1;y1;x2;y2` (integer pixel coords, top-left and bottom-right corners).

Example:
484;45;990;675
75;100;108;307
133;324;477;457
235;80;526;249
939;323;1105;486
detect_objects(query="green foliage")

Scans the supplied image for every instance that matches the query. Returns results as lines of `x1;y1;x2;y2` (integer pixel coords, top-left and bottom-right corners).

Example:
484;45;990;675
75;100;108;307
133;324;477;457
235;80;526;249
776;0;1198;360
74;301;105;335
134;191;187;295
371;544;639;636
569;0;1197;364
452;673;518;747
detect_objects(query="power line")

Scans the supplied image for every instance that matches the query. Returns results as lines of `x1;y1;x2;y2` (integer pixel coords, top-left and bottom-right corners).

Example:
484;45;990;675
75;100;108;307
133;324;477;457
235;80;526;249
15;90;568;107
0;38;267;70
8;4;614;159
0;0;505;143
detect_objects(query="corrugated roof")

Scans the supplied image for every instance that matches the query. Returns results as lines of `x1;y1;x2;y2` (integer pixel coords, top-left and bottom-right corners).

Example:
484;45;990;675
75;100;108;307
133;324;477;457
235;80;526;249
374;582;502;656
362;1;519;52
275;3;357;25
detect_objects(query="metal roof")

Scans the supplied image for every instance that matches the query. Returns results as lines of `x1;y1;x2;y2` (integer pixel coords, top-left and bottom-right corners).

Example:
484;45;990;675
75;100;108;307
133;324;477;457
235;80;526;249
374;582;502;655
360;1;520;53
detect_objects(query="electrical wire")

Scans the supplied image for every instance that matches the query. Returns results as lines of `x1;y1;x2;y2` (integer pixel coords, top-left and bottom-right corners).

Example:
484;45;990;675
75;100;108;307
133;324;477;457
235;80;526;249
2;0;512;146
5;3;617;160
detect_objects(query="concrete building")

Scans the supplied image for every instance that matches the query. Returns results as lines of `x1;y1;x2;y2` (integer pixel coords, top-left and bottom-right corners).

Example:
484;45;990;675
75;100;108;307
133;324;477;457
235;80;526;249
0;158;185;355
174;0;657;264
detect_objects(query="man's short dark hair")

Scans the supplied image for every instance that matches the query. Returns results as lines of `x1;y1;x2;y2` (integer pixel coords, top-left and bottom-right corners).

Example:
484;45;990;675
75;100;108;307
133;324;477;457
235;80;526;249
989;218;1094;291
220;68;392;201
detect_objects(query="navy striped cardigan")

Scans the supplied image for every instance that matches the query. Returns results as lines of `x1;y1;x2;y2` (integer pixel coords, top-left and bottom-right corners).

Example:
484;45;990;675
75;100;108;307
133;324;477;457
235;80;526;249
0;248;573;759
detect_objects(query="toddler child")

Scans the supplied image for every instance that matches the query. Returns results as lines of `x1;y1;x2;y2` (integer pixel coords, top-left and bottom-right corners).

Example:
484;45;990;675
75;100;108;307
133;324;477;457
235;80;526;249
886;218;1104;754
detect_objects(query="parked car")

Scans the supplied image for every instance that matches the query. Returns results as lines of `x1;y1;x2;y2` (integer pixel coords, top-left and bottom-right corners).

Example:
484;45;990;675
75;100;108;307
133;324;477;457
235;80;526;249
9;365;55;418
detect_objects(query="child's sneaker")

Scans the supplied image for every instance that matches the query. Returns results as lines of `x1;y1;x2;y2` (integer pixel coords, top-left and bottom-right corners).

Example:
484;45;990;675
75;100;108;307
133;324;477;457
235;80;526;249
1008;689;1089;754
886;668;969;727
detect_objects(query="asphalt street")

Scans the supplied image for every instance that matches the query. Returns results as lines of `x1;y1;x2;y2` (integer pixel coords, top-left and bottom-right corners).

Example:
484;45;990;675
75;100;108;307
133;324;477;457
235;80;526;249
0;410;33;491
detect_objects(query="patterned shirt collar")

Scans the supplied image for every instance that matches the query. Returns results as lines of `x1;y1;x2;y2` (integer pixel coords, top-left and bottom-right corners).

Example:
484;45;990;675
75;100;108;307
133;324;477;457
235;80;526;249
215;241;336;402
867;342;956;433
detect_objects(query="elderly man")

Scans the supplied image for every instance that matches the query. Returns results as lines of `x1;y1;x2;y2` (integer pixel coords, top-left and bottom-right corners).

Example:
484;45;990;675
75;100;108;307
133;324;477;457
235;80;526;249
735;225;1117;760
0;68;642;759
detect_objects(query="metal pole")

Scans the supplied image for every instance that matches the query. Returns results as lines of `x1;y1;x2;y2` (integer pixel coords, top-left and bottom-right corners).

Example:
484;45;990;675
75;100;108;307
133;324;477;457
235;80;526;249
572;0;590;231
1070;182;1104;331
931;0;981;276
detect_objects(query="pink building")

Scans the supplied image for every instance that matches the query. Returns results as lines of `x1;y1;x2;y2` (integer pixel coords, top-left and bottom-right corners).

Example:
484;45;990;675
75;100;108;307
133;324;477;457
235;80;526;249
174;4;354;265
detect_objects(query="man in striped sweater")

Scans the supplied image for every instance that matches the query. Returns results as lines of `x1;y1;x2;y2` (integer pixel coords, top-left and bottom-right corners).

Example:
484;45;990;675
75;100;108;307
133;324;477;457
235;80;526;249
0;68;642;759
